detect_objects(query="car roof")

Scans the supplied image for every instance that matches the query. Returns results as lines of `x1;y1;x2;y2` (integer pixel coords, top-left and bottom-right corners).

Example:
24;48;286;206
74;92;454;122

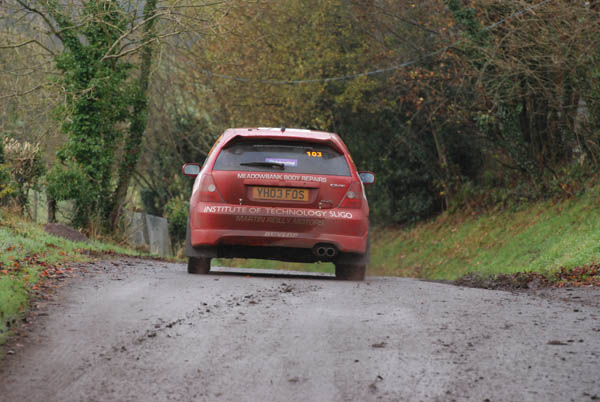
221;128;347;153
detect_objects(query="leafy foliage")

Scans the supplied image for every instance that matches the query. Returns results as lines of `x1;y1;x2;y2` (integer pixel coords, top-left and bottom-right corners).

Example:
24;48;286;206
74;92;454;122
0;140;14;202
157;0;460;224
139;110;217;220
164;195;190;249
449;0;600;189
17;0;158;232
46;163;92;208
0;137;45;212
47;0;135;228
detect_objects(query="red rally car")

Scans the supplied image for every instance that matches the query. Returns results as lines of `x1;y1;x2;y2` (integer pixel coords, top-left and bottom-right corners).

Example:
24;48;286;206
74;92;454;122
182;127;375;280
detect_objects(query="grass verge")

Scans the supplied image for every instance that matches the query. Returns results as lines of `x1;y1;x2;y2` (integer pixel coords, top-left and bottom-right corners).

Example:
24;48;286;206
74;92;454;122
368;183;600;282
0;208;146;345
213;258;334;274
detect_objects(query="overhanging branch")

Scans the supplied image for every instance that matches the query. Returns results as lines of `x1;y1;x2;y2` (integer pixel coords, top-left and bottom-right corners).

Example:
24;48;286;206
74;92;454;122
0;39;57;56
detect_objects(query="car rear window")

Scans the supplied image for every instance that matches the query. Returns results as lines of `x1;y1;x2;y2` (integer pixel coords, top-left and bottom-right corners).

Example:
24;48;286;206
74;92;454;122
213;140;351;176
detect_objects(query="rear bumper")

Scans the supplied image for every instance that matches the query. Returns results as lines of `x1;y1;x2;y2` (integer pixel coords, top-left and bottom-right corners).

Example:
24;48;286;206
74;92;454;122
189;203;369;256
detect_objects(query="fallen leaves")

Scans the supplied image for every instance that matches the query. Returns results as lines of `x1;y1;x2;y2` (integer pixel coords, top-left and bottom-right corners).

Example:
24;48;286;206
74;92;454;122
553;264;600;287
0;251;75;295
454;264;600;290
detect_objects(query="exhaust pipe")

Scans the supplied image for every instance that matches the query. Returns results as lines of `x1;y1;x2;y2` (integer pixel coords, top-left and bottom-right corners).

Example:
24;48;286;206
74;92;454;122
313;244;338;259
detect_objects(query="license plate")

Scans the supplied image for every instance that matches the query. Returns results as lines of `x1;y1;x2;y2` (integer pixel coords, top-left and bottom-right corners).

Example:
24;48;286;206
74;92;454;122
252;186;309;201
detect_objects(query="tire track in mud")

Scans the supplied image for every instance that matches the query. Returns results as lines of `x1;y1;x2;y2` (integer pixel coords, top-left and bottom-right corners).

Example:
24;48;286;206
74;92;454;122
93;281;324;372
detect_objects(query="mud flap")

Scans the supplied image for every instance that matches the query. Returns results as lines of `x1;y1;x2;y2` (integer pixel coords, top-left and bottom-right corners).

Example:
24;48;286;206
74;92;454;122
333;235;370;265
185;221;218;258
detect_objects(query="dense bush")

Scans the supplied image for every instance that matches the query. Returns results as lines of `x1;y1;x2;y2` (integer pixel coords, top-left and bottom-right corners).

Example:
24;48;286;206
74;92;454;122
0;139;13;202
0;137;45;213
46;163;93;227
164;194;190;249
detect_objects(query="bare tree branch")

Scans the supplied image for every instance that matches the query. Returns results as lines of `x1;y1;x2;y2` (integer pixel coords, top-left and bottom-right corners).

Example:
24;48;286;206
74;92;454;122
14;0;63;43
0;83;47;100
0;38;57;56
101;30;185;60
99;10;167;61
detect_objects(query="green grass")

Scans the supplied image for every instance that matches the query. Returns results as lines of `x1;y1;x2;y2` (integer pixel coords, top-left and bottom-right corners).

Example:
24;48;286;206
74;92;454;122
214;258;334;274
0;209;145;345
368;184;600;280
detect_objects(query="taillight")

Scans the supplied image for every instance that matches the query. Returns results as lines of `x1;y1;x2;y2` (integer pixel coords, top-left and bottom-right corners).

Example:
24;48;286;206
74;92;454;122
195;174;225;203
339;181;363;209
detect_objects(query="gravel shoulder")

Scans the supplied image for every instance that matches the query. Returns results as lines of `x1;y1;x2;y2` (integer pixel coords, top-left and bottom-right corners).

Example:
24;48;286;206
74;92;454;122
1;259;599;402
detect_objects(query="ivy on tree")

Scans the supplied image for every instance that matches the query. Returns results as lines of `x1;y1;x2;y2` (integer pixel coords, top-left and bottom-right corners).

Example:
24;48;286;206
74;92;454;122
43;0;156;230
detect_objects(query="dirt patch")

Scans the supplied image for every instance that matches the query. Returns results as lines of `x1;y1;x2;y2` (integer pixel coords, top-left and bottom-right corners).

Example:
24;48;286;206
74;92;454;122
527;286;600;309
453;264;600;291
451;268;600;309
44;223;88;243
453;272;550;291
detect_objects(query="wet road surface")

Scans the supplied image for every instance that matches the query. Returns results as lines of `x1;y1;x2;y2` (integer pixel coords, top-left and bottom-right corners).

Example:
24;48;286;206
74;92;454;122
1;259;599;402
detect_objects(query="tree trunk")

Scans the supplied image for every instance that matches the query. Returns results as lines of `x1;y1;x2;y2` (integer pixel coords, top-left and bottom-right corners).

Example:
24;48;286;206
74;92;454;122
431;129;450;210
47;197;56;223
109;0;158;230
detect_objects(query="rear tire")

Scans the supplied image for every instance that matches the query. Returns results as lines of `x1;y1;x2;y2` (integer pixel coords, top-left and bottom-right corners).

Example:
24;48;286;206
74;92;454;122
187;257;211;274
335;263;366;281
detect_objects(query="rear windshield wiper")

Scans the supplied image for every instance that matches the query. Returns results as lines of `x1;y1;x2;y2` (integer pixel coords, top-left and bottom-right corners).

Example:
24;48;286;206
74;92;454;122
240;161;285;170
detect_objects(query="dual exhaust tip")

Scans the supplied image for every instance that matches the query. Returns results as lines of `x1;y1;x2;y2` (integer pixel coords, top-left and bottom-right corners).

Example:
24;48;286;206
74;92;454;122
313;244;338;259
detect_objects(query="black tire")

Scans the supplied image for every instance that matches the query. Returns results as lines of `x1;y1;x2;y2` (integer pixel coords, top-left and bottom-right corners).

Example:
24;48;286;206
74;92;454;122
335;263;366;281
187;257;211;274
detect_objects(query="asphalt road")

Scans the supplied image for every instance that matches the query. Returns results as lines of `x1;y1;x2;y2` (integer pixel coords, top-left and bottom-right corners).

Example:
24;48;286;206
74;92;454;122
1;259;599;402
